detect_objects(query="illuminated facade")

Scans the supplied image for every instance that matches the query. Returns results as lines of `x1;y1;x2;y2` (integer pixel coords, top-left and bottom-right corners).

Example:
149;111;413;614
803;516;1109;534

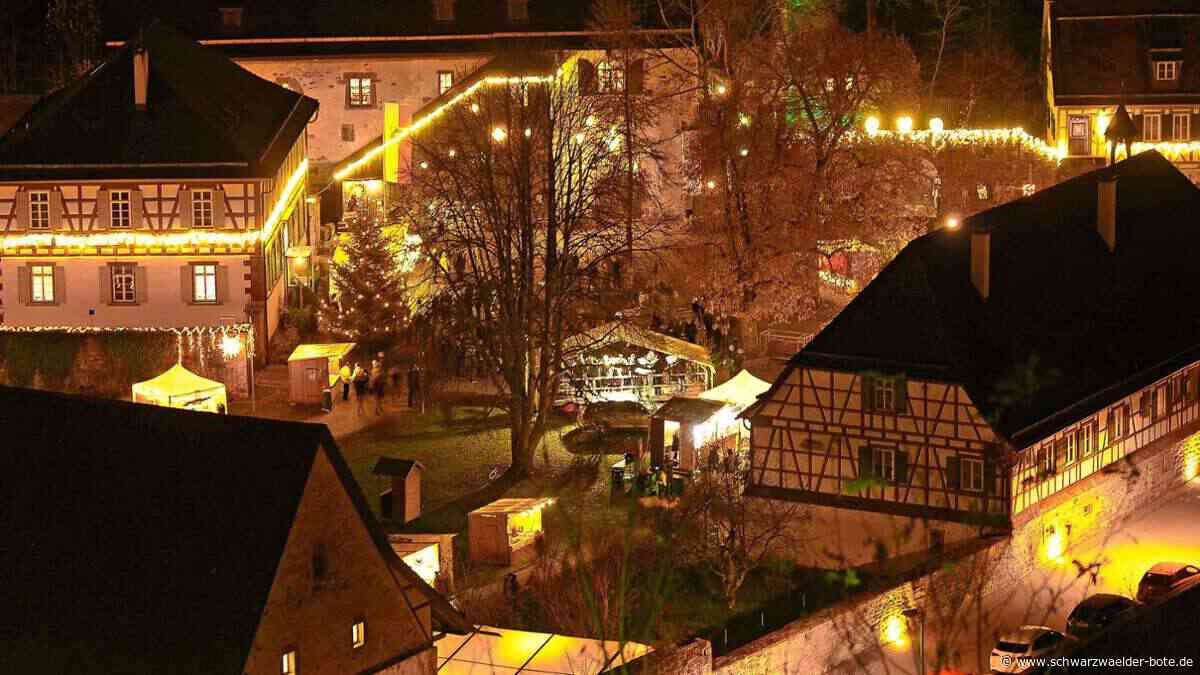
1042;0;1200;181
745;152;1200;553
0;25;316;348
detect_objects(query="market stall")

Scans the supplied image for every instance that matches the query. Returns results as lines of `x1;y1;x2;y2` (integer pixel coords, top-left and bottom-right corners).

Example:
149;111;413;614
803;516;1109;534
559;322;714;405
132;364;228;414
287;343;355;405
647;369;771;473
468;497;554;567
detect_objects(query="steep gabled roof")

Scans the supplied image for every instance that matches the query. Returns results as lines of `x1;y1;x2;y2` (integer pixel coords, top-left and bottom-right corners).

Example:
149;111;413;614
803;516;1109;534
0;386;466;674
0;22;317;181
1049;1;1200;103
789;151;1200;446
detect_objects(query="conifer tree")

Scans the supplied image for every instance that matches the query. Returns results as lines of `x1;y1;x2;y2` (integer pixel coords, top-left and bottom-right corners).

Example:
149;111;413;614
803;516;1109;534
319;211;411;353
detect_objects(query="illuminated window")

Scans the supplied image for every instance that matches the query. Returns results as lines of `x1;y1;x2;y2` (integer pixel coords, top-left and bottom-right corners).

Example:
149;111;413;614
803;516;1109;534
1106;404;1126;442
192;189;214;227
281;649;296;674
110;263;136;304
962;457;984;492
348;77;373;107
29;190;50;229
352;620;366;648
433;0;454;21
1076;422;1094;457
1143;113;1162;142
507;0;528;22
871;446;895;482
192;263;218;303
1155;61;1178;81
109;190;132;228
597;60;624;93
1173;113;1190;141
1038;443;1054;474
31;264;54;303
1064;431;1077;465
438;71;454;96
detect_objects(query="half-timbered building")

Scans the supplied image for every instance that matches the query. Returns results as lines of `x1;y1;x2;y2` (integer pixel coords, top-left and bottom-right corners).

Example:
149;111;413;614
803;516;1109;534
0;23;317;347
745;151;1200;558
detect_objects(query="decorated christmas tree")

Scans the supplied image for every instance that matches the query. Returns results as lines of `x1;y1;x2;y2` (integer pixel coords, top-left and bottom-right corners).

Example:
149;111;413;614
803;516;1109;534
319;210;412;353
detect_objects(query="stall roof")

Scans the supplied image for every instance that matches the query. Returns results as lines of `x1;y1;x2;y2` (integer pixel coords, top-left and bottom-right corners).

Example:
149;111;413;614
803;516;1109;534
132;363;225;400
566;322;712;367
373;457;424;477
699;369;771;412
469;497;555;516
653;397;726;422
435;625;651;674
288;343;356;362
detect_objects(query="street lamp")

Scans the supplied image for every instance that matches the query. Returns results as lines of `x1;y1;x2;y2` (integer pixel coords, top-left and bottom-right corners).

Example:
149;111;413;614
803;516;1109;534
902;608;925;674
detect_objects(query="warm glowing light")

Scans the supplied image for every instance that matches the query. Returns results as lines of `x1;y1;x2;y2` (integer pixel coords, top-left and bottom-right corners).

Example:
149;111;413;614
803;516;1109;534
585;115;596;127
419;161;429;170
492;126;508;142
1044;528;1066;563
705;179;717;190
470;103;480;113
221;334;243;359
896;116;914;133
304;196;316;204
929;117;944;132
881;613;908;646
1097;114;1110;134
0;230;261;251
945;216;960;230
524;127;532;138
738;113;751;127
715;84;727;95
366;179;383;194
573;132;586;143
864;116;881;134
263;158;310;237
448;148;457;158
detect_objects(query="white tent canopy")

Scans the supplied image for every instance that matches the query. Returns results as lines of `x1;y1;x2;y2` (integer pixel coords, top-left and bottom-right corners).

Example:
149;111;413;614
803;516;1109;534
698;369;771;413
436;625;650;674
132;363;228;414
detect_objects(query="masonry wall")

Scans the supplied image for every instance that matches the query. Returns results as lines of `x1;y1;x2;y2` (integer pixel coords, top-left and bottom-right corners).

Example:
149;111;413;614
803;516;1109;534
244;447;435;675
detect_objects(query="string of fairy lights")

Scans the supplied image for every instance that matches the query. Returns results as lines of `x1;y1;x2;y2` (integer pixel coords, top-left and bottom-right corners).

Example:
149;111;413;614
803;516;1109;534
0;323;255;366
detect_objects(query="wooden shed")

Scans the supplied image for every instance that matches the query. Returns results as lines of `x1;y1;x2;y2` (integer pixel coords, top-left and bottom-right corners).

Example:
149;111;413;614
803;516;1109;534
372;457;423;523
467;497;554;567
287;343;355;405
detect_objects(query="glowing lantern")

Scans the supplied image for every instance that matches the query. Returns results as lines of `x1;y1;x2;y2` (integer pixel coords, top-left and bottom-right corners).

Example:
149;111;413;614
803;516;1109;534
715;83;728;96
945;216;960;230
448;148;457;158
739;147;749;157
738;113;752;127
492;126;508;143
221;334;243;360
864;116;881;134
929;117;944;132
705;179;717;190
896;116;914;133
881;612;908;646
419;161;429;170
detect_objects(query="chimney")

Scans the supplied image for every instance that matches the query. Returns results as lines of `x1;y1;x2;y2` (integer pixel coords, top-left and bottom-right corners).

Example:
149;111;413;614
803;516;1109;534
133;48;149;110
971;224;991;300
1097;173;1117;251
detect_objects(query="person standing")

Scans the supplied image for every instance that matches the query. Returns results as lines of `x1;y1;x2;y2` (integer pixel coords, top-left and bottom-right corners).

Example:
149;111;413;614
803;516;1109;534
371;352;386;415
407;364;420;408
352;362;368;416
388;361;403;403
338;363;352;402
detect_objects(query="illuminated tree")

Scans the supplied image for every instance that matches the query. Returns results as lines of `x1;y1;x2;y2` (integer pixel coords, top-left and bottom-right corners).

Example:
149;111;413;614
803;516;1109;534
319;209;412;354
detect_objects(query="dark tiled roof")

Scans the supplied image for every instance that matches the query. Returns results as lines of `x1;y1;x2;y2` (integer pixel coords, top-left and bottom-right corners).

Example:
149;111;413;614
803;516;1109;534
373;457;423;477
1050;2;1200;102
0;22;318;181
0;386;466;674
792;151;1200;446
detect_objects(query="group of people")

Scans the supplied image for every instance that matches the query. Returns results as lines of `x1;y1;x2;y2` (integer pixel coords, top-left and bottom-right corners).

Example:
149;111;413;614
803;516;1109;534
337;352;424;416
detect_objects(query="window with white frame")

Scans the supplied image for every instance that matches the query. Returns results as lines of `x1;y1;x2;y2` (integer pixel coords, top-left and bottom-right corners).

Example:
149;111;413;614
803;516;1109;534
597;60;625;93
348;77;373;107
281;649;296;675
873;378;896;411
1077;422;1094;457
31;264;54;303
1155;61;1179;81
872;446;895;482
1173;113;1190;141
433;0;454;21
192;263;217;303
192;189;214;227
438;71;454;96
29;190;50;229
1064;431;1077;465
1144;113;1162;141
110;190;131;228
962;457;985;492
507;0;528;21
111;263;136;304
1108;403;1126;441
352;620;366;648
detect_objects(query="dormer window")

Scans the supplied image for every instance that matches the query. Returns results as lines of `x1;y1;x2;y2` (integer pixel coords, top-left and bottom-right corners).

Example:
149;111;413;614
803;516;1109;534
434;0;454;22
1155;60;1179;81
508;0;529;22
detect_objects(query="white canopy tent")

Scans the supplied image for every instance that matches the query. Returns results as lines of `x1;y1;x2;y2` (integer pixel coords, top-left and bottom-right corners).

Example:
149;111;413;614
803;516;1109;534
436;625;651;674
698;369;771;412
132;364;228;414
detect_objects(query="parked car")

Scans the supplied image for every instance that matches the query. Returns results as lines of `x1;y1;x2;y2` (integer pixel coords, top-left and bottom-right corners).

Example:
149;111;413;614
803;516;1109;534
1065;593;1138;638
990;625;1070;673
1136;562;1200;603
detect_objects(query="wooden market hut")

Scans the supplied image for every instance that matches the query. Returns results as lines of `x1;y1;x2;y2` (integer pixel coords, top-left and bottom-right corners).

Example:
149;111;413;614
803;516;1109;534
372;457;424;523
648;369;771;472
287;343;355;404
467;497;554;567
559;322;714;405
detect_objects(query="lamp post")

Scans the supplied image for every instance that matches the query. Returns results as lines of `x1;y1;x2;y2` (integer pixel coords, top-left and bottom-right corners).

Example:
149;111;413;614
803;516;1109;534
902;607;925;675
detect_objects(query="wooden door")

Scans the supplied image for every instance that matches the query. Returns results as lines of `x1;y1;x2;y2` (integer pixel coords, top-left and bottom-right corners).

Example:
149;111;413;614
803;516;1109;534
1068;115;1091;156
